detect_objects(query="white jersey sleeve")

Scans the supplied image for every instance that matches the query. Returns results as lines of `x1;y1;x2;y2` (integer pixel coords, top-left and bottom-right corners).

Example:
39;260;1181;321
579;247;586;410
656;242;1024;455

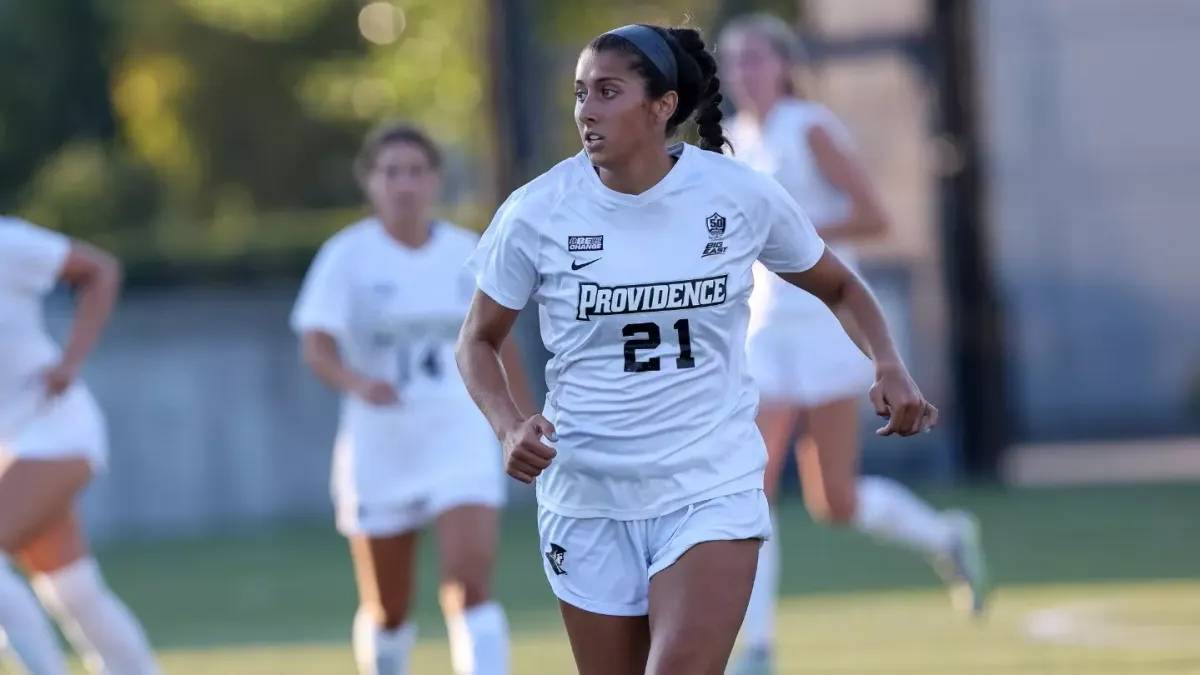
753;175;828;274
466;187;540;310
290;236;353;340
0;218;70;294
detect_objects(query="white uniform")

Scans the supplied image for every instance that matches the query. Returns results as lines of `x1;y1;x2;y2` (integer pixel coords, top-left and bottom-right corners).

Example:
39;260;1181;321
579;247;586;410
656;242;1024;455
0;218;107;468
466;143;827;615
290;219;505;538
727;98;875;405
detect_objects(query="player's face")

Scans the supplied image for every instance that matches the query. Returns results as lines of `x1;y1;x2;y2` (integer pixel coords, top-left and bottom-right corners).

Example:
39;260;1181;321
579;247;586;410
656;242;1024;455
574;48;674;168
366;141;440;225
721;30;788;109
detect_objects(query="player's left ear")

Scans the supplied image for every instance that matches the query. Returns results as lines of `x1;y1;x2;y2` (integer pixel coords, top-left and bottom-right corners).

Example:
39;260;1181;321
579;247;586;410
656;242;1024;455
652;91;678;128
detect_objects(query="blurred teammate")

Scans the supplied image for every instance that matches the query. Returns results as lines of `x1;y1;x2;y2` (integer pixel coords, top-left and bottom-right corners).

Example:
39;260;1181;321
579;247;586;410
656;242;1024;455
719;14;989;673
292;123;529;675
0;218;160;675
456;23;936;675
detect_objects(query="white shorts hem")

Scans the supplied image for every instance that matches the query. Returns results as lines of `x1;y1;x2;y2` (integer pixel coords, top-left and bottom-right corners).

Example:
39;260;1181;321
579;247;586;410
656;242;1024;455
549;583;648;617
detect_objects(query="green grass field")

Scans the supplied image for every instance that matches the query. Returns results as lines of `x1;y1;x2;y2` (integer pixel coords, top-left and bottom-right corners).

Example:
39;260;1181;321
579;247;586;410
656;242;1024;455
59;484;1200;673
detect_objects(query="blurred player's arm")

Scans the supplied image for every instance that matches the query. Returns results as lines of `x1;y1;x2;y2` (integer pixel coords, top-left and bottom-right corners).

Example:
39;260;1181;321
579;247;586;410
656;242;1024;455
300;331;367;393
56;240;122;377
778;252;902;370
804;126;888;242
456;291;527;439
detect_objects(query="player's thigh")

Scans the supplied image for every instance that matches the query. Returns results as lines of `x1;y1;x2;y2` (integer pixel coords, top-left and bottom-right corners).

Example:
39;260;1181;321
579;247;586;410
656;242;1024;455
18;507;89;574
538;507;653;672
644;489;771;674
347;530;420;628
796;396;862;522
646;539;760;675
434;502;499;610
0;456;91;555
559;601;651;675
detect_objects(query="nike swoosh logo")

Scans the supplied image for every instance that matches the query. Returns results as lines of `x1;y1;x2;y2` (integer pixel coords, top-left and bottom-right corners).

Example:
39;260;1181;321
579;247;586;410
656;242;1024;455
571;257;601;271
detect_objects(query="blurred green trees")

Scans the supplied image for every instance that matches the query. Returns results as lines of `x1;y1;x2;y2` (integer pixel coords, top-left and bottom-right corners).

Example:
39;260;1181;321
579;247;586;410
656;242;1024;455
0;0;793;279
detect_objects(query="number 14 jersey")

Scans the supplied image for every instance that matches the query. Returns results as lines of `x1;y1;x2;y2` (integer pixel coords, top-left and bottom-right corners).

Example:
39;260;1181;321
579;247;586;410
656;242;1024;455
468;143;828;520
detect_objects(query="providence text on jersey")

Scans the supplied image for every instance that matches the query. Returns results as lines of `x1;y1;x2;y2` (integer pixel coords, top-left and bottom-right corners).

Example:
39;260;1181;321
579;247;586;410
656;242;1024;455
575;275;728;321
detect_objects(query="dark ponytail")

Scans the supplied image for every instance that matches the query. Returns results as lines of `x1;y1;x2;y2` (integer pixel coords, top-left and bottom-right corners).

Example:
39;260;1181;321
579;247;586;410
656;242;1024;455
666;27;727;154
589;24;729;154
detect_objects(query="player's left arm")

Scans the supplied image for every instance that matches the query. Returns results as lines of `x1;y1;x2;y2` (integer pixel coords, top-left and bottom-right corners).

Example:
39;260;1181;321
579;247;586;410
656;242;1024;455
756;175;935;437
54;239;123;391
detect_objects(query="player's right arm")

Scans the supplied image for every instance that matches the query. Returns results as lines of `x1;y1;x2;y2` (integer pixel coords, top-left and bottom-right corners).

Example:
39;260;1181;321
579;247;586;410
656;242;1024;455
291;235;397;406
458;189;556;483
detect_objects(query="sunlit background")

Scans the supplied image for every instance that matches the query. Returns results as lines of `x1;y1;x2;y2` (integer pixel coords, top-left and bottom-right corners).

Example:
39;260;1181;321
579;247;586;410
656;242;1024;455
4;0;1200;672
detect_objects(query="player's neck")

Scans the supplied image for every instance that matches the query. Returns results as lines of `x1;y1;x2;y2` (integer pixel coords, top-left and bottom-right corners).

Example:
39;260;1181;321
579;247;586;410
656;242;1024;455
596;149;675;196
381;218;432;250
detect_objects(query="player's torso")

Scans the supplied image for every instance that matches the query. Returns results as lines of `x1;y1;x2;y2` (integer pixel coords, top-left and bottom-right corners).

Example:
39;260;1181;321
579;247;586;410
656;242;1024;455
534;185;762;474
342;225;477;404
0;273;61;411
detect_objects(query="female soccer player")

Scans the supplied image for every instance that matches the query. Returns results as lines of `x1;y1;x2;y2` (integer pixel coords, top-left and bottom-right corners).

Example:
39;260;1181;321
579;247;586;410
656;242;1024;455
719;14;989;672
0;218;160;675
292;123;530;675
456;23;937;675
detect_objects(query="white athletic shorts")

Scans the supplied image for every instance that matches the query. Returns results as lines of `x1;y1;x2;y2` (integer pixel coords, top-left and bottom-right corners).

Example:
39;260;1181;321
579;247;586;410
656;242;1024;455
0;384;107;470
746;312;875;407
332;401;507;539
538;489;772;616
335;471;506;539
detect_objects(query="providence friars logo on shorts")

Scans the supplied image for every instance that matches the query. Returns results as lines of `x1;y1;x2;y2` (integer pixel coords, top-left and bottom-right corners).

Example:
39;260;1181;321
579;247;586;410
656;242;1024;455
575;275;728;321
546;543;567;575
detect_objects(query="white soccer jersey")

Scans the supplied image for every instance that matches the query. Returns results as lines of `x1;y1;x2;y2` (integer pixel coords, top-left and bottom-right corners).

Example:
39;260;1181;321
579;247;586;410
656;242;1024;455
467;143;827;519
726;98;859;328
291;219;497;508
0;218;71;431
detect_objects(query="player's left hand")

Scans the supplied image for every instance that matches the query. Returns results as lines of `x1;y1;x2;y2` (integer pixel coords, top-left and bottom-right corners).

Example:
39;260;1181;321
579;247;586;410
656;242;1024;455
43;362;78;398
869;363;938;437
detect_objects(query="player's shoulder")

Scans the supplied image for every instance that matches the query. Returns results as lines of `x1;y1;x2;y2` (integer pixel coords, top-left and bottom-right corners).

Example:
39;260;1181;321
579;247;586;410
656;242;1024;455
495;154;587;227
433;220;483;250
317;217;378;254
0;216;43;239
688;145;776;198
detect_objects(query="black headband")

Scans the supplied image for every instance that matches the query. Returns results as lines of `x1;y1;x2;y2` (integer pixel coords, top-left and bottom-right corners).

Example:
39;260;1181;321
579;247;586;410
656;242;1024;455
604;24;678;89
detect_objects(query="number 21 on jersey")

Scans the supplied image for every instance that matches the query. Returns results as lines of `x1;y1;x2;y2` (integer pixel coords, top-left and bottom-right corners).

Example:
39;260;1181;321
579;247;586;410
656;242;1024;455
622;318;695;373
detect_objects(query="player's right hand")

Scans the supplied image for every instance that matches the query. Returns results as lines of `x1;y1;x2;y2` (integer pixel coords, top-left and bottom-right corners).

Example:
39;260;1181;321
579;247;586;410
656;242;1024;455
502;414;558;484
352;378;401;406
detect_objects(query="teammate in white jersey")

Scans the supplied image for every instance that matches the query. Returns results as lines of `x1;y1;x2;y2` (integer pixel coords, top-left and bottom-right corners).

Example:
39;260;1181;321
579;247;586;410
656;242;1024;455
456;23;936;675
0;218;160;675
292;124;531;675
719;14;990;673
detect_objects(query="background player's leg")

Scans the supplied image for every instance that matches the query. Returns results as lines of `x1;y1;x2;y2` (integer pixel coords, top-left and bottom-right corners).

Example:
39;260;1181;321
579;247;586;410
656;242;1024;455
798;397;953;554
436;504;508;675
22;510;160;675
797;399;989;613
559;603;650;675
0;457;90;675
646;539;759;675
349;532;420;675
0;552;66;675
736;402;797;669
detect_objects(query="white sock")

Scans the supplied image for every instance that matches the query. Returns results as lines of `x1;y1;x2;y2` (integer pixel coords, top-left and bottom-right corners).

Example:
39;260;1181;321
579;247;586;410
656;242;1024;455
739;512;778;651
854;476;955;557
30;557;160;675
0;556;67;675
353;608;416;675
445;600;509;675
